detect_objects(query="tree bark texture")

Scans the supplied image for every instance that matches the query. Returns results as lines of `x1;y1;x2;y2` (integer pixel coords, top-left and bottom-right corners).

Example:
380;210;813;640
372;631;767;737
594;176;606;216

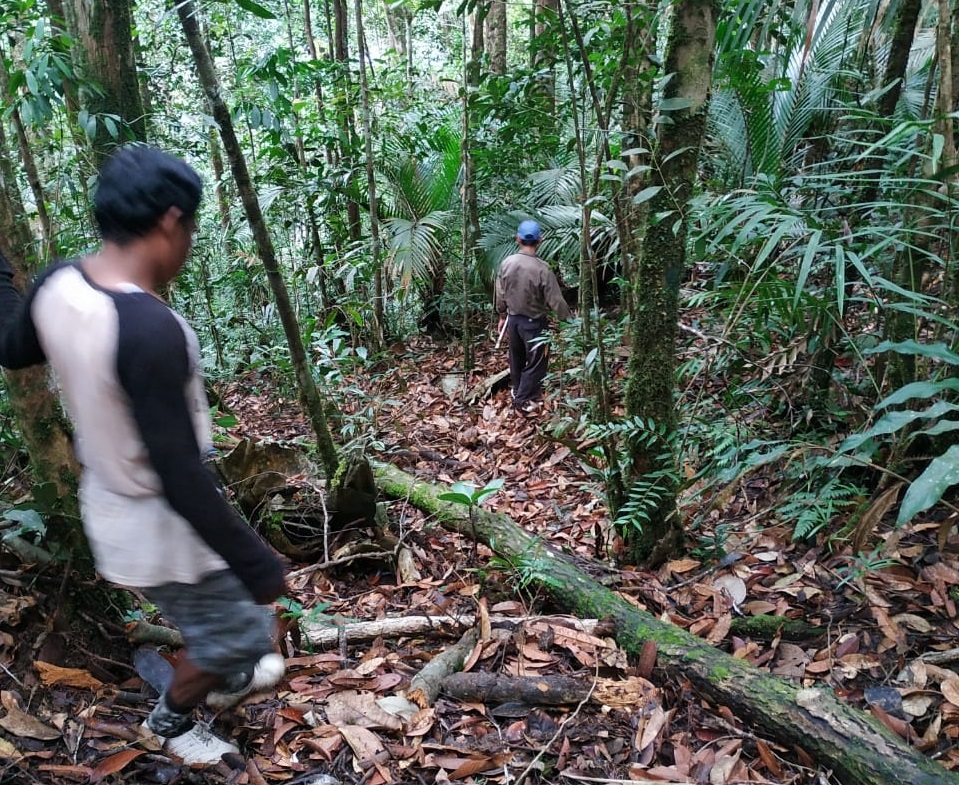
353;0;385;346
63;0;146;161
373;463;957;785
0;123;79;522
623;0;717;565
174;0;341;480
486;0;507;75
332;0;363;244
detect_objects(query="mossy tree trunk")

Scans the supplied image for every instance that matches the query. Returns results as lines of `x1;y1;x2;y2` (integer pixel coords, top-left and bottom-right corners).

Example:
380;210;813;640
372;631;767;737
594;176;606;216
374;463;958;785
623;0;717;566
0;123;85;561
175;0;341;481
62;0;147;162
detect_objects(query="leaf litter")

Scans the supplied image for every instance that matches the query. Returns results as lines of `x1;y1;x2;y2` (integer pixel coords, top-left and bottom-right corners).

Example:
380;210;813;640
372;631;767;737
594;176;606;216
0;337;959;783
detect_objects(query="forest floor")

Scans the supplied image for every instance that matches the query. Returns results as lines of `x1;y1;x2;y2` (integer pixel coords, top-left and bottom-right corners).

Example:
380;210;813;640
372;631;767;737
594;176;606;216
3;329;959;785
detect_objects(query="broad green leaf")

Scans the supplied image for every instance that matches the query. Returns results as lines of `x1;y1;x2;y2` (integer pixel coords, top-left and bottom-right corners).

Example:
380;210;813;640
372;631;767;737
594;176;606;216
474;479;504;505
865;340;959;365
234;0;278;19
25;69;39;95
437;492;473;507
792;229;821;312
898;445;959;525
632;186;663;205
877;378;959;409
918;420;959;437
839;401;959;452
659;98;695;111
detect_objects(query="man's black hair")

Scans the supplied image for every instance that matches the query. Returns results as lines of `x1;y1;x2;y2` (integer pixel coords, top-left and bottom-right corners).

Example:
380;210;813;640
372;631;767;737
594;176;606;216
93;145;202;245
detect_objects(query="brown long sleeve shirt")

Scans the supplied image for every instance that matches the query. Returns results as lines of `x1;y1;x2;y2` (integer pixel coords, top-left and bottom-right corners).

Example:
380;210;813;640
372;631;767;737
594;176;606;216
495;250;572;321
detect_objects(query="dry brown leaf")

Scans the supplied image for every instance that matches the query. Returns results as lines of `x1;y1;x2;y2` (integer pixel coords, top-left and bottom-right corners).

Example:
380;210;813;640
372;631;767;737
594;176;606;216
0;709;59;741
404;708;435;738
0;595;35;626
325;691;404;732
667;558;700;574
448;753;509;780
869;705;915;742
635;704;667;752
941;676;959;707
34;661;103;690
339;725;390;777
851;483;902;553
89;749;145;782
706;613;732;645
709;748;741;785
742;600;778;615
0;735;22;761
902;693;936;717
892;613;933;633
592;676;658;708
755;739;783;779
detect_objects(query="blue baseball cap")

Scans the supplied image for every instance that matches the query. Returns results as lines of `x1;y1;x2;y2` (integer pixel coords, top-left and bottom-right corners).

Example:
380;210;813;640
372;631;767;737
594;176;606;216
517;219;542;243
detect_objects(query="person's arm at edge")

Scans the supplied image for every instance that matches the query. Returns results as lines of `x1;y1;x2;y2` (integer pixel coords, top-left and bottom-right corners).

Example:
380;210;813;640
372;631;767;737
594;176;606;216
494;261;508;332
543;267;572;321
116;300;286;604
0;252;47;369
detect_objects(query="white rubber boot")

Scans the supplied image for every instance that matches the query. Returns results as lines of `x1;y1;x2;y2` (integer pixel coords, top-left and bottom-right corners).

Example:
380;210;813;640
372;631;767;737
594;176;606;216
142;721;239;765
206;653;285;710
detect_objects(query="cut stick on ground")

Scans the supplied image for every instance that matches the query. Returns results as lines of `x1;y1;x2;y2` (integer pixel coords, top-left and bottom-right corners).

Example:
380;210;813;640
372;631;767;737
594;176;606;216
374;462;959;785
406;628;480;708
441;672;591;706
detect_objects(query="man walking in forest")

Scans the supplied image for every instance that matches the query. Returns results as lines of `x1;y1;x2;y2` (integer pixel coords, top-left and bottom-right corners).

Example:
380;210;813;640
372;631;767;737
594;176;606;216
0;145;286;766
495;219;572;415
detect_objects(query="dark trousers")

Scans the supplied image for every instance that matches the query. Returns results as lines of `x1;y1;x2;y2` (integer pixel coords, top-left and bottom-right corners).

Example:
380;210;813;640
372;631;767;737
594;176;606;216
507;315;549;405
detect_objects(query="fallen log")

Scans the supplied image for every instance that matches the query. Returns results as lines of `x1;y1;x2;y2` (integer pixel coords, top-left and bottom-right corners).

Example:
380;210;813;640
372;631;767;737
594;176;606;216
374;463;959;785
300;614;604;648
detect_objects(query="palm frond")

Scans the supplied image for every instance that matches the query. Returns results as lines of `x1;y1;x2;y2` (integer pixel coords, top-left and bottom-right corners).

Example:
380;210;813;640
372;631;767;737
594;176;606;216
383;212;452;288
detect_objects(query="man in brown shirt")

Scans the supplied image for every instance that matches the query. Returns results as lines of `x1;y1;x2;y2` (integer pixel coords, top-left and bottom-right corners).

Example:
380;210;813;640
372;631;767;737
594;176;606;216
495;220;572;415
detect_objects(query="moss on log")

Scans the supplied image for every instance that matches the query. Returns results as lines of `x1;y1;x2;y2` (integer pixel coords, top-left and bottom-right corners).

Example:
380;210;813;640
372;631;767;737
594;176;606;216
375;462;959;785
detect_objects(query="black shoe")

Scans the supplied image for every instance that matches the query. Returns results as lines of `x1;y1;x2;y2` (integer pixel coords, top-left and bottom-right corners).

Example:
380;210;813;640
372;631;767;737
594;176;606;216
514;400;539;416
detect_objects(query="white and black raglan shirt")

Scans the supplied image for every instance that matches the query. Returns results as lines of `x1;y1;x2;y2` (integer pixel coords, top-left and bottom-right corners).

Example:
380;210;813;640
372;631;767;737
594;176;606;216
0;255;284;600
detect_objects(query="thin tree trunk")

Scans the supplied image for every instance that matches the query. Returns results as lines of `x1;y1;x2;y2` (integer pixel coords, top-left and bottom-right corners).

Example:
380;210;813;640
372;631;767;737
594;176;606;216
332;0;363;244
533;0;558;124
353;0;385;347
881;4;956;393
174;0;340;480
461;6;485;371
0;47;55;262
374;463;959;785
624;0;717;565
208;128;231;229
486;0;507;75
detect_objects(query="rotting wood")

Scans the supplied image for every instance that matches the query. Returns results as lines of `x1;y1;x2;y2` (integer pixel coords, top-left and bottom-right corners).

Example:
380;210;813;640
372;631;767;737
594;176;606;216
407;628;479;708
921;648;959;666
441;672;590;706
126;621;185;648
374;462;959;785
464;368;510;405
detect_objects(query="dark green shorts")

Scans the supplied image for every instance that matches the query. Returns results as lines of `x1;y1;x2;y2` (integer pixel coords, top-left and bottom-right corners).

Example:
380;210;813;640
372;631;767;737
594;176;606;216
142;569;274;676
